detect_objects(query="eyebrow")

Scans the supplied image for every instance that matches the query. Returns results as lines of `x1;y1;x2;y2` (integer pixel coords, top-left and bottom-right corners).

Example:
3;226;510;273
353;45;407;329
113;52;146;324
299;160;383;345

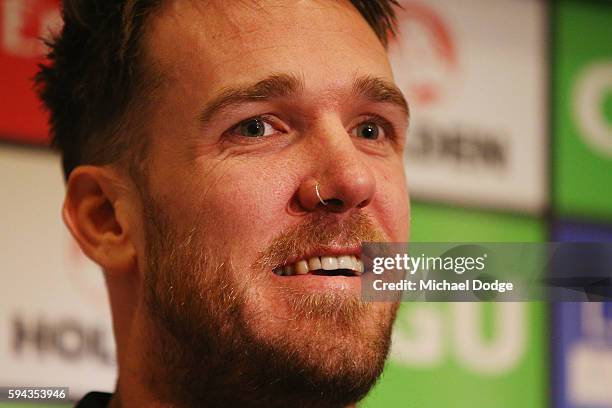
198;73;303;125
198;72;409;126
352;75;410;118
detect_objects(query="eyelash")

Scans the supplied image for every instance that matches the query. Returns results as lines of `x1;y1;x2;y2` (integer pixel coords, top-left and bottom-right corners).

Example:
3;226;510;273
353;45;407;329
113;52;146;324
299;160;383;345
224;114;396;143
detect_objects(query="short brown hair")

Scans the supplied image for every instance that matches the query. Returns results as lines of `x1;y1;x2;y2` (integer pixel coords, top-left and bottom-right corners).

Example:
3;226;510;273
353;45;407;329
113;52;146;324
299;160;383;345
36;0;399;179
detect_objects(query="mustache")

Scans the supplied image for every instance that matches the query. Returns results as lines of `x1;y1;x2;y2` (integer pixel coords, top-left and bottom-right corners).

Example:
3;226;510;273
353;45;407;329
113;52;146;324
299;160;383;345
253;211;387;271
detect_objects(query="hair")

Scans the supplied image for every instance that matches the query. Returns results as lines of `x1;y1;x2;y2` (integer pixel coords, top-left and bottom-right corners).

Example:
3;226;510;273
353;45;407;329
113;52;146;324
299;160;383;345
36;0;400;180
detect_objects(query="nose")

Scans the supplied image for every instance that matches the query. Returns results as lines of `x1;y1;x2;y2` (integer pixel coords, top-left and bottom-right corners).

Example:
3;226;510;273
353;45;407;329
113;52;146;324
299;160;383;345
296;124;376;213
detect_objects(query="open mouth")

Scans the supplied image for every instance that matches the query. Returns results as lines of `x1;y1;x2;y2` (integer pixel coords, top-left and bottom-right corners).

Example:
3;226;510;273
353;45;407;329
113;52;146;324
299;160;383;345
273;255;364;277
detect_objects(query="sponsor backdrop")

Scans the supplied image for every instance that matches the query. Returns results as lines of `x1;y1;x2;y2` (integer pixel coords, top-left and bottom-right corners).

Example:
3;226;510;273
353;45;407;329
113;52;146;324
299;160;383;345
0;0;611;407
364;203;548;408
0;146;115;408
0;0;59;144
552;222;612;408
549;2;612;407
391;0;548;214
553;0;612;222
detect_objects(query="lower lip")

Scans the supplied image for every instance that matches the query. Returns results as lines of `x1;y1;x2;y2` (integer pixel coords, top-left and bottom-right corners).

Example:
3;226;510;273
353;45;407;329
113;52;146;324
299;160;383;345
269;273;362;294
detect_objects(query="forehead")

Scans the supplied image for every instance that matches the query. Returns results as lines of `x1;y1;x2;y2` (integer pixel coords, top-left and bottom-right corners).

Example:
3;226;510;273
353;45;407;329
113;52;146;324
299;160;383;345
144;0;393;96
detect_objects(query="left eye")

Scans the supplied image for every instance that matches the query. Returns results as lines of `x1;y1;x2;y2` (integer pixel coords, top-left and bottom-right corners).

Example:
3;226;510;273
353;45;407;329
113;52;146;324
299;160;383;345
352;121;383;140
235;118;276;138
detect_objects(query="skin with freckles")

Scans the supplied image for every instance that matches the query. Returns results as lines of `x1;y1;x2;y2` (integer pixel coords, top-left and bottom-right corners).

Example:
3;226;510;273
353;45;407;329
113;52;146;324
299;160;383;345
62;0;410;407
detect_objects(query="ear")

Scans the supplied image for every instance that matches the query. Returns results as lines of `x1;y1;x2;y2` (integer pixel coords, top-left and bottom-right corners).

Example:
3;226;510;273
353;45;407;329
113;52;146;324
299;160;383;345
63;166;136;276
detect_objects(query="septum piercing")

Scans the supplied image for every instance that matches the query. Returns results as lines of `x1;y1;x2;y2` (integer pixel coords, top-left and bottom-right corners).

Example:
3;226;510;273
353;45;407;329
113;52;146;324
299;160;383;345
315;182;328;206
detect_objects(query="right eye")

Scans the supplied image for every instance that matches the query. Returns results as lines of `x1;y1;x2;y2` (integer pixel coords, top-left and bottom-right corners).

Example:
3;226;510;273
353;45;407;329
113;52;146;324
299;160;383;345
231;117;277;138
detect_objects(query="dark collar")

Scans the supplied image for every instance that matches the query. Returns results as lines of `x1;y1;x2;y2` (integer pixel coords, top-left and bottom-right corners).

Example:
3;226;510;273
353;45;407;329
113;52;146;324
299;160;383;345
75;391;112;408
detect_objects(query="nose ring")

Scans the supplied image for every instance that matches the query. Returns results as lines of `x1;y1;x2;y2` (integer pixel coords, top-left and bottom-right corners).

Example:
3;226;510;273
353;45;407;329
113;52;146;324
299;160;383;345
315;182;328;206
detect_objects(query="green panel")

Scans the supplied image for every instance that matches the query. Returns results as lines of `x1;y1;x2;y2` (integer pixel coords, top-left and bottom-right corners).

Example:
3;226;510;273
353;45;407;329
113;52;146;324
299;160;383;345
554;0;612;221
362;202;548;408
407;203;547;242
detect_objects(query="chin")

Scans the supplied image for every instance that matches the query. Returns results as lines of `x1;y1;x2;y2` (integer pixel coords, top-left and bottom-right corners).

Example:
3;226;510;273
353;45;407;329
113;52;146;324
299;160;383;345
239;293;399;403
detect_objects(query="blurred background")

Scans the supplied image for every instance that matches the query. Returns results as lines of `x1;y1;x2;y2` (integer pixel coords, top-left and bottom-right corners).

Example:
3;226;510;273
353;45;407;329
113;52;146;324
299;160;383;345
0;0;611;406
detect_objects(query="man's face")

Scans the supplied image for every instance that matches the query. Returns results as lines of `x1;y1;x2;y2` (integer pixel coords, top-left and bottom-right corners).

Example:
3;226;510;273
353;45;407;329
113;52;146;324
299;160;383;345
135;0;409;406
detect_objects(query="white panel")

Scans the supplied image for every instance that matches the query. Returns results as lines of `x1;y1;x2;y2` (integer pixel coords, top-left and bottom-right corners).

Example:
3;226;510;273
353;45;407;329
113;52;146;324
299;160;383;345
390;0;548;213
0;145;115;399
568;344;612;406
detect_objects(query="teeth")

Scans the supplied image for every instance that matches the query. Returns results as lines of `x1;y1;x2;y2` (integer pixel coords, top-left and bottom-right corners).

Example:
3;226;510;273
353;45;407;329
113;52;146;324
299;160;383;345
295;260;309;275
276;255;363;276
307;257;322;271
356;259;364;275
321;256;339;270
337;255;354;270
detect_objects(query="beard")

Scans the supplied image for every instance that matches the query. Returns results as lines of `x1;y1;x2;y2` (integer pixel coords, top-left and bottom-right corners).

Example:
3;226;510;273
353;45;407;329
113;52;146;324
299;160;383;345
141;191;399;408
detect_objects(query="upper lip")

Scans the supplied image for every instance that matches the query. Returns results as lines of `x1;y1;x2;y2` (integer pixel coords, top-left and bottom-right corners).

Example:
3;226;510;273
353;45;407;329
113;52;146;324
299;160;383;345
278;244;362;268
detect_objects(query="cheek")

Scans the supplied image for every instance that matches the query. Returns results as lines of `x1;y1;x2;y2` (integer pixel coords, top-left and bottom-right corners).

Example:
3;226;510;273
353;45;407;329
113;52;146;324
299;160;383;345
370;160;410;242
186;159;299;260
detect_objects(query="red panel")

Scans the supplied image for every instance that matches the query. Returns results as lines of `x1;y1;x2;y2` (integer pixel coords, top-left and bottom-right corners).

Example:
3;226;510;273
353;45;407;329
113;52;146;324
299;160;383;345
0;0;61;145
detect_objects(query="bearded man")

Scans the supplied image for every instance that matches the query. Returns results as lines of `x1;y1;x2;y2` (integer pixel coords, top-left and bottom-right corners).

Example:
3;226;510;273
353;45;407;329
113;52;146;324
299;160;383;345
36;0;410;406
